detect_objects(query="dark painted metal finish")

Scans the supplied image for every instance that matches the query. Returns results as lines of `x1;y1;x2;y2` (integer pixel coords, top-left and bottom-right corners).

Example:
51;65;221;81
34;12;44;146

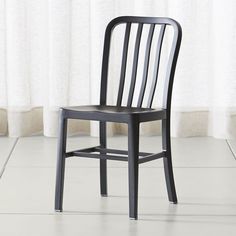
100;121;107;196
66;147;165;164
128;119;139;219
147;25;166;108
117;23;131;106
127;23;143;107
162;118;177;203
137;24;155;107
55;16;182;219
55;109;68;211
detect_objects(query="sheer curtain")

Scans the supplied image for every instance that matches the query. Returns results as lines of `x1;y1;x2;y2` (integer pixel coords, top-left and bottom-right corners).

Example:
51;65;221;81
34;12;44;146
0;0;235;138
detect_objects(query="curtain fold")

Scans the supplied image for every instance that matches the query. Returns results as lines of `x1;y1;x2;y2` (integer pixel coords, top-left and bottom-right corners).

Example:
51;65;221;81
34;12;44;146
0;0;235;138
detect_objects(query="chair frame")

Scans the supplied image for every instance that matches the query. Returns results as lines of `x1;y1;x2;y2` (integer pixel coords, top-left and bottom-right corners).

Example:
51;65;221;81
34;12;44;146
55;16;182;219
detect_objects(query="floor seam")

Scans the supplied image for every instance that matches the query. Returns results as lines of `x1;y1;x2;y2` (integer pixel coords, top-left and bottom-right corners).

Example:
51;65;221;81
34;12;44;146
5;166;236;169
0;138;19;179
0;212;236;217
226;139;236;160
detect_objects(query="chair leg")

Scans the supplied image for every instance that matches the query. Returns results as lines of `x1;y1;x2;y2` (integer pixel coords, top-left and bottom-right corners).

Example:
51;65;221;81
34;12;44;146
128;120;139;219
100;121;107;196
162;118;177;203
55;110;68;211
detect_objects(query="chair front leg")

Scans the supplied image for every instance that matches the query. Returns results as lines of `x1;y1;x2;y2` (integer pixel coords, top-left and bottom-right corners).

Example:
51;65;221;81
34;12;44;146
128;119;139;219
100;121;107;196
162;118;177;203
55;110;68;211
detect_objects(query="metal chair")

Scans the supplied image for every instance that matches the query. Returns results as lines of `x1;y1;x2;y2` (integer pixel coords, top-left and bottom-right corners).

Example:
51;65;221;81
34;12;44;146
55;16;182;219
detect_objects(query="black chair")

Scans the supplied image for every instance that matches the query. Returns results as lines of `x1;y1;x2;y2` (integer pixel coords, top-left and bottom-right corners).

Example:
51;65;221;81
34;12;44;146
55;16;182;219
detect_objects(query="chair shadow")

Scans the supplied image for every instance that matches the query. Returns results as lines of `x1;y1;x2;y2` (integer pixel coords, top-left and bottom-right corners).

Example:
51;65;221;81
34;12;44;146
61;196;236;224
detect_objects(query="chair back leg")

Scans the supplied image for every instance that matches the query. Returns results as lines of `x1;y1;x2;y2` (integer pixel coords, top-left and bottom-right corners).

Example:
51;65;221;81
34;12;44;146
55;111;68;211
162;118;177;203
100;122;108;196
128;120;139;219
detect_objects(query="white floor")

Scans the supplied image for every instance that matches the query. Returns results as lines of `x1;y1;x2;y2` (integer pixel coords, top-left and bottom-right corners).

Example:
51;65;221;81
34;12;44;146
0;136;236;235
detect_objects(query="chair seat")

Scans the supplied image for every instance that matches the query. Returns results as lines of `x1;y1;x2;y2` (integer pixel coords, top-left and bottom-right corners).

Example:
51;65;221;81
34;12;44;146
62;105;166;123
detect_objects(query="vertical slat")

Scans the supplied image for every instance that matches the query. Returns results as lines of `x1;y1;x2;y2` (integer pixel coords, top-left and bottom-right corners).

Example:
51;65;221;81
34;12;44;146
117;23;131;106
127;23;143;107
147;25;166;108
137;24;155;107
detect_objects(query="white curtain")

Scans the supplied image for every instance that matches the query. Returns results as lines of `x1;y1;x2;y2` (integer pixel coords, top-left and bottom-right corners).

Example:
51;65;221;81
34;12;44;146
0;0;235;138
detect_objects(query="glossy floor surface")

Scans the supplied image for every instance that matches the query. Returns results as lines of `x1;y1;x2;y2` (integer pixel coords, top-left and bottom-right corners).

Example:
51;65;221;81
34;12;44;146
0;136;236;235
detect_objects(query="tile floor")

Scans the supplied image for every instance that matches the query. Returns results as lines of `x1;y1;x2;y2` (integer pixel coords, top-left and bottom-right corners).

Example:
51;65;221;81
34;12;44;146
0;136;236;235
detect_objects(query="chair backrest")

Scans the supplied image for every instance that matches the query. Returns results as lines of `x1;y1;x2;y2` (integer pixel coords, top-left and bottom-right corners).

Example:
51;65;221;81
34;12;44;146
100;16;182;110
